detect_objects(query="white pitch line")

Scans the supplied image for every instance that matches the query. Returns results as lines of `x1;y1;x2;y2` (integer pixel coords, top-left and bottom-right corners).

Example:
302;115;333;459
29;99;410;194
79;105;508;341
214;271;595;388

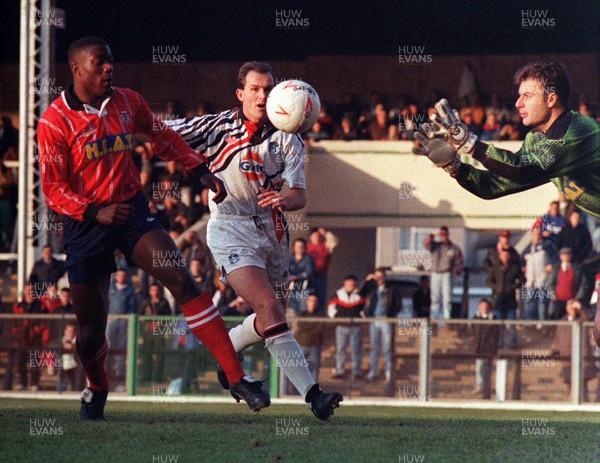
1;392;599;412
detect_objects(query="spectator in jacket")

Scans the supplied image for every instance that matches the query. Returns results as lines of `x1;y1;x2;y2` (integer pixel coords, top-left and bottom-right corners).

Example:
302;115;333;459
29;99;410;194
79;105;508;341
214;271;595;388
547;248;582;320
424;226;464;319
483;230;520;275
107;269;137;388
307;227;338;313
288;238;315;315
521;227;553;321
140;282;172;316
472;299;500;398
328;275;367;380
556;208;592;265
486;248;524;348
54;287;74;314
534;200;565;258
551;299;595;401
295;294;326;382
58;322;81;392
361;268;402;382
412;276;431;318
28;245;65;297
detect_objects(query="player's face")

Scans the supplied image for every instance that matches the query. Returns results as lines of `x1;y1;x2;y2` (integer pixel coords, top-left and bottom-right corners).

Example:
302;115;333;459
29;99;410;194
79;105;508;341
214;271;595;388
237;71;274;124
73;44;114;99
515;78;552;128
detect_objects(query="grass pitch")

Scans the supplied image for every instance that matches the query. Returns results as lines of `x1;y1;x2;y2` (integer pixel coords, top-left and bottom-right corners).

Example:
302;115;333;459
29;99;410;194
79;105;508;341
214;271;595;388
1;398;598;463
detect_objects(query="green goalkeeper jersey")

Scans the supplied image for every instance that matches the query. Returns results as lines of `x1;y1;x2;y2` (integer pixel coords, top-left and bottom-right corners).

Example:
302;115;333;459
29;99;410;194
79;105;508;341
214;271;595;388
455;111;600;217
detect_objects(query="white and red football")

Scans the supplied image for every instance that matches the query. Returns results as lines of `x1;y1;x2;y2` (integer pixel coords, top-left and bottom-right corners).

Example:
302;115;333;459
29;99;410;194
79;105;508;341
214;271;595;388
266;80;321;133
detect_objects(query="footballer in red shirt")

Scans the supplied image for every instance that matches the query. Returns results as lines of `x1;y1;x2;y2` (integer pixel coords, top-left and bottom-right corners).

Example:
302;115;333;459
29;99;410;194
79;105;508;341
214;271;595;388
38;37;269;419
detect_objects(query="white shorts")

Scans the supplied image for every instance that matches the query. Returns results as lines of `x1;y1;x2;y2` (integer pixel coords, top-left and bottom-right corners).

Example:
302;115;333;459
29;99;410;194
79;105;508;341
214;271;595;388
207;212;289;287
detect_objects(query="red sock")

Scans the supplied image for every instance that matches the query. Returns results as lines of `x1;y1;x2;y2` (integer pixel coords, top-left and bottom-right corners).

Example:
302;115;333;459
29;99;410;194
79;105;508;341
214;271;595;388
76;337;109;392
182;292;244;385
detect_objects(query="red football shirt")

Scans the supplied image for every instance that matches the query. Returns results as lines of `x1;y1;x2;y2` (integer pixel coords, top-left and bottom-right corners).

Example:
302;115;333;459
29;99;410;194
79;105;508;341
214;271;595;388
38;86;206;221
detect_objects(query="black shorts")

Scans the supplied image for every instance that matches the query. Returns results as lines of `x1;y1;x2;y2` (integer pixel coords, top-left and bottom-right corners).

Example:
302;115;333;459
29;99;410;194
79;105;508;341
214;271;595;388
62;192;163;284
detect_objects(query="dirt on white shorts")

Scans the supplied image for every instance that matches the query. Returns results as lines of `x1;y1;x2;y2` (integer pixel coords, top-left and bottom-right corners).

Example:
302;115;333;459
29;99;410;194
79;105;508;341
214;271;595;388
207;212;289;287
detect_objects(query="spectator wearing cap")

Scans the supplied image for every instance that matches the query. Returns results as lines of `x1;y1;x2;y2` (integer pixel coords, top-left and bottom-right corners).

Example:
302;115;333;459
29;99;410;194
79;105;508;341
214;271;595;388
483;230;520;276
547;248;582;320
486;247;523;348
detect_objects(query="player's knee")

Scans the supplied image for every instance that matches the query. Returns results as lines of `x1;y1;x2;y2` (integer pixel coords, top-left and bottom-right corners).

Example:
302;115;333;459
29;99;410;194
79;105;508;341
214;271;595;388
254;296;284;318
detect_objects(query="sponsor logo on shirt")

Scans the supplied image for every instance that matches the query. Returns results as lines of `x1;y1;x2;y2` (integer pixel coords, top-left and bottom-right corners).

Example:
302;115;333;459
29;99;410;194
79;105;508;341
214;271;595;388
239;152;264;181
84;132;134;160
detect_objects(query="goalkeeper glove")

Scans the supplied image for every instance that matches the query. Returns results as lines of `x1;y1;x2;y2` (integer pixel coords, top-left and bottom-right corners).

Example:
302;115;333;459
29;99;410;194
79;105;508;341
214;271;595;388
412;131;462;176
426;99;478;155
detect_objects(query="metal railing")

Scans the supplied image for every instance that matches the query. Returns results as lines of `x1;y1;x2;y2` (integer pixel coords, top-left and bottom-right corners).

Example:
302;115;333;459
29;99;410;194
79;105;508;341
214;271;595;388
0;314;597;404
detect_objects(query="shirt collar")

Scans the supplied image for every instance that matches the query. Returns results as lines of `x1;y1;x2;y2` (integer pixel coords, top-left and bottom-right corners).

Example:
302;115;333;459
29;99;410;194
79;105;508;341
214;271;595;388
531;110;572;140
64;84;111;116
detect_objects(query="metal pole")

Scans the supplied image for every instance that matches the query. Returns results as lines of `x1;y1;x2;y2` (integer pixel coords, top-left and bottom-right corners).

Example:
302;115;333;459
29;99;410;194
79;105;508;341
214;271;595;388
17;0;33;298
126;314;139;396
418;317;430;401
570;321;582;404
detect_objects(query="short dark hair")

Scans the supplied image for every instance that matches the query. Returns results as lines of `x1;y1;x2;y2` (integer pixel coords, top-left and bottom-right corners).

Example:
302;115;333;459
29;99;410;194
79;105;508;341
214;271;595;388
440;226;449;233
294;238;307;246
237;61;274;89
479;298;491;307
344;274;358;282
68;36;108;63
514;60;571;107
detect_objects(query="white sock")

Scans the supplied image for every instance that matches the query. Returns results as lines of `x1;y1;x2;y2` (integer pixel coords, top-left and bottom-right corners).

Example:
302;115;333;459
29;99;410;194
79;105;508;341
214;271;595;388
266;331;316;399
228;313;263;352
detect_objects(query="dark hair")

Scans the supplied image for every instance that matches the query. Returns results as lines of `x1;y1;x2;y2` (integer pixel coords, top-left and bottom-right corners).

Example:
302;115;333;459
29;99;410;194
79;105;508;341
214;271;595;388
479;298;491;307
68;36;109;63
344;274;358;282
237;61;274;89
294;238;307;246
514;60;571;107
440;226;449;233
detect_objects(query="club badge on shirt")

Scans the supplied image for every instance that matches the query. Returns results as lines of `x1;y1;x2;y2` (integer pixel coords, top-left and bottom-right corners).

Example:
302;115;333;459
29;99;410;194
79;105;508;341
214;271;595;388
119;111;132;126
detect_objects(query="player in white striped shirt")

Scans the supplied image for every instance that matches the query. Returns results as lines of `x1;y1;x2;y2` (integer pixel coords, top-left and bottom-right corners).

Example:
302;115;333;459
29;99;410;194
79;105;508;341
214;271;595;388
167;62;342;420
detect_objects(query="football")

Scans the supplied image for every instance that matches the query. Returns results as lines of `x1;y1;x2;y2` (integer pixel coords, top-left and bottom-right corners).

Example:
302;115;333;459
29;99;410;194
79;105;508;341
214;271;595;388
266;80;321;133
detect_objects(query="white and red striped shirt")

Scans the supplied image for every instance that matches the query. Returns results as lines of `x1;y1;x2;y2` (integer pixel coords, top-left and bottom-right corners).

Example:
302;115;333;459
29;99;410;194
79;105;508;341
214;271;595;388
38;86;205;221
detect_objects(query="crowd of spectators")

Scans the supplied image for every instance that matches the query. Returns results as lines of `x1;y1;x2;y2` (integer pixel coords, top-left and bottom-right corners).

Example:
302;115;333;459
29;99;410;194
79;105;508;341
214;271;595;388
1;85;599;394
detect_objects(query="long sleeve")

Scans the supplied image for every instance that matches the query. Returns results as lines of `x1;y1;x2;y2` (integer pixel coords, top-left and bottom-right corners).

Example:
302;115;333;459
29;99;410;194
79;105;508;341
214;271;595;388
38;120;95;221
132;93;207;171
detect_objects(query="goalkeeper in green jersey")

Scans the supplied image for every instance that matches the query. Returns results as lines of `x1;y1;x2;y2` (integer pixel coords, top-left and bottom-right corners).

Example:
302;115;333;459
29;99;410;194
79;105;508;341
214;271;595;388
413;60;600;217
